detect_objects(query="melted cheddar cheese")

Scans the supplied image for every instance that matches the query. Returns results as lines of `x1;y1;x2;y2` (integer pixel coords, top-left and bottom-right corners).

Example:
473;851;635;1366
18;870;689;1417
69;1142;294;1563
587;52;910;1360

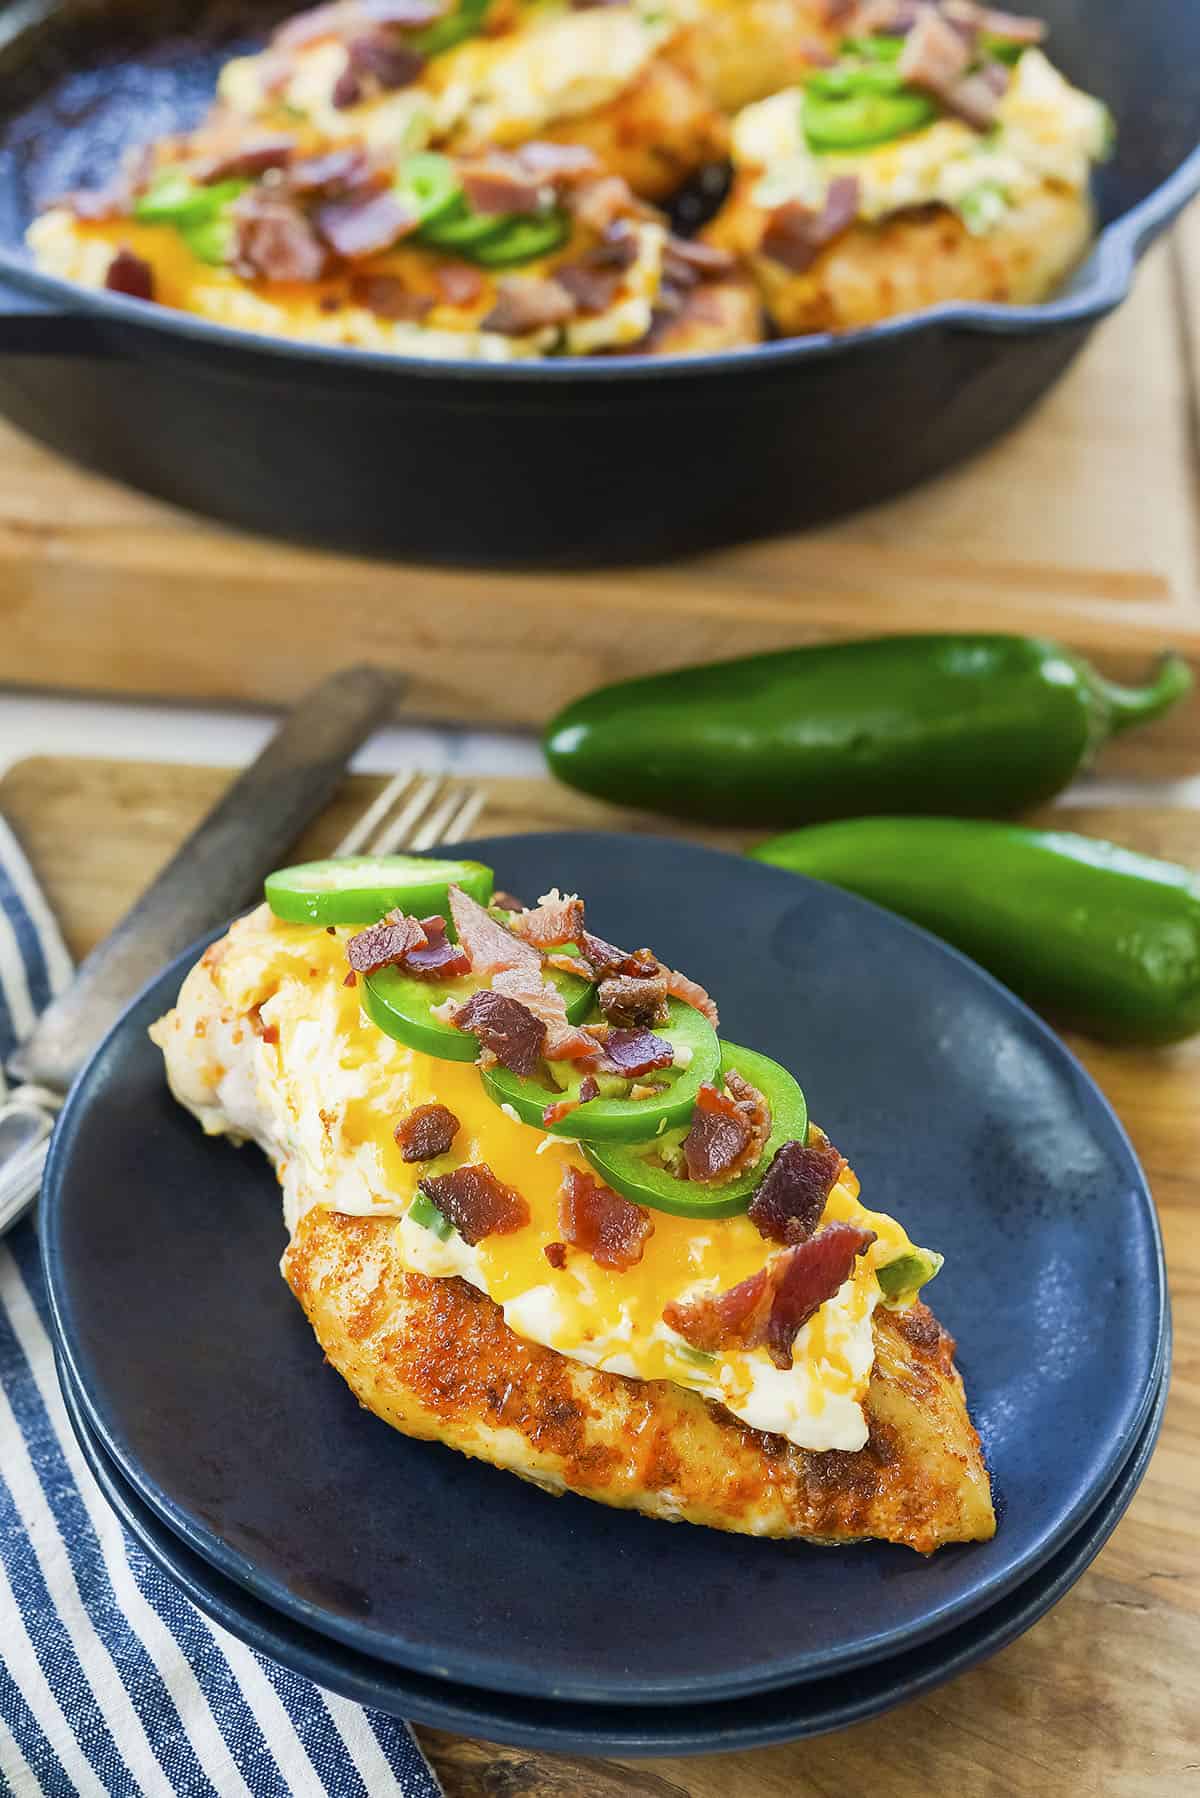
151;905;918;1452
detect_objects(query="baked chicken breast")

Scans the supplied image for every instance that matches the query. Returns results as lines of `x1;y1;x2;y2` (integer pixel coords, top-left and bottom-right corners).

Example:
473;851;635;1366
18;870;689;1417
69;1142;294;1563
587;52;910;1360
151;888;994;1553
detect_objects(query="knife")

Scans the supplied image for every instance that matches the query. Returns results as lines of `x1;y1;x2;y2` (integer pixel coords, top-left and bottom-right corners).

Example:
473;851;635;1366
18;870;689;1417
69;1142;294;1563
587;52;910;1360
0;663;402;1230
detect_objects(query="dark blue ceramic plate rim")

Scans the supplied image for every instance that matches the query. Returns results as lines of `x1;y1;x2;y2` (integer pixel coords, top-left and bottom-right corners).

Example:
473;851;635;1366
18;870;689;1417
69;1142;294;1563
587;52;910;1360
1;141;1197;381
54;1336;1170;1757
42;835;1169;1705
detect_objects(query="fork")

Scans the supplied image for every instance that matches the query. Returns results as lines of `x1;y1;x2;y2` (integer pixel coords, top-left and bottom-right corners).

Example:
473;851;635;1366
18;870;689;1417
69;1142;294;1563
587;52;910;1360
0;766;486;1237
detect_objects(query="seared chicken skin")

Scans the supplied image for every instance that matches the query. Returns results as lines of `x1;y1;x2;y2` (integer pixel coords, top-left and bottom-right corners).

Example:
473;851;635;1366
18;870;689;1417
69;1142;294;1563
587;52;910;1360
287;1209;994;1550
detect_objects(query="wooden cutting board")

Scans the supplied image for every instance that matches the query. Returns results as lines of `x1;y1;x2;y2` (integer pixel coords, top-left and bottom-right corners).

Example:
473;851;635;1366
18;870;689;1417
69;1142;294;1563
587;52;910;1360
1;214;1200;727
2;753;1197;1798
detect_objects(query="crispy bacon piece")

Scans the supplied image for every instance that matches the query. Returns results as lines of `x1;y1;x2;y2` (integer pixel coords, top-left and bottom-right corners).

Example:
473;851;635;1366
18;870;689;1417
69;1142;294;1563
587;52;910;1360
193;134;295;183
402;913;471;978
516;142;602;184
662;966;719;1030
316;188;416;257
553;259;621;314
899;4;971;89
346;912;427;973
559;1168;653;1271
459;151;547;216
286;146;376;196
481;278;575;336
449;885;540;976
569;173;640;235
544;1241;568;1268
683;1083;753;1183
944;64;1007;127
105;248;154;300
764;1224;876;1369
761;177;860;274
350;273;433;320
748;1137;844;1244
435;261;484;307
394;1102;460;1162
233;191;328;282
333;31;425;105
664;236;735;280
509;893;585;948
663;1266;771;1353
419;1164;529;1244
454;989;546;1075
490;967;597;1060
598;973;669;1028
598;1027;675;1078
579;931;659;981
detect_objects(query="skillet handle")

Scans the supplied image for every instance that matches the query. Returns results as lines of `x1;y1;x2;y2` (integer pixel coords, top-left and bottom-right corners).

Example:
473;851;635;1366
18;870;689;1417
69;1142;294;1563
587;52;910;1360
0;271;104;354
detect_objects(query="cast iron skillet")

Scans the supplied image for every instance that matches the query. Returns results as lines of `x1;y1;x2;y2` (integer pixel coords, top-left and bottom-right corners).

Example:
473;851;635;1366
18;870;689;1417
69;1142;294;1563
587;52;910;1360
0;0;1197;565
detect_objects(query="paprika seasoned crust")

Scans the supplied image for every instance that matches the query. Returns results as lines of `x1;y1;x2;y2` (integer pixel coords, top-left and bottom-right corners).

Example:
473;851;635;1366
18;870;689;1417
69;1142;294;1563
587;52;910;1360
284;1207;995;1553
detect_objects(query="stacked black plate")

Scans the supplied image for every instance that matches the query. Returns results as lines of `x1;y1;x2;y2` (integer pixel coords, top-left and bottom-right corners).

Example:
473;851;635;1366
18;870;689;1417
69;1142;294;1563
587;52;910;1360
42;837;1170;1756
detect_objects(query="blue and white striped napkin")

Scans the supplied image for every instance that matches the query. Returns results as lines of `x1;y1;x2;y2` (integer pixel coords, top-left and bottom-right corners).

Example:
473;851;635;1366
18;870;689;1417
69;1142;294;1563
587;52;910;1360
0;817;443;1798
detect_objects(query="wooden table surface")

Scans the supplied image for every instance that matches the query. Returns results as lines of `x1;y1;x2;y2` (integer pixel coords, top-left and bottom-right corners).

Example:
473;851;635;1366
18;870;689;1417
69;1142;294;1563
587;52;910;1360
2;755;1197;1798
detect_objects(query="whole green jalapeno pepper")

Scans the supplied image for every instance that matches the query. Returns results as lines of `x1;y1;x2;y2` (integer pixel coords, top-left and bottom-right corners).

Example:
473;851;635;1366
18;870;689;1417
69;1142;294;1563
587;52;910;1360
543;635;1192;827
750;818;1200;1045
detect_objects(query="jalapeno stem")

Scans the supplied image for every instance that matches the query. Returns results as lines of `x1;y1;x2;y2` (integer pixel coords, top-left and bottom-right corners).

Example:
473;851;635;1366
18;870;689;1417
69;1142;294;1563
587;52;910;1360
1090;652;1193;737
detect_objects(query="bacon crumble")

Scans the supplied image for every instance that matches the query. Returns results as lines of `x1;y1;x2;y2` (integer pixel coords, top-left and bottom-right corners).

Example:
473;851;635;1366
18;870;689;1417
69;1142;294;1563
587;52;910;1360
598;1027;675;1079
682;1083;753;1183
395;1102;460;1162
419;1164;529;1243
454;989;546;1075
748;1136;845;1244
403;913;472;979
664;1223;875;1367
764;1224;876;1368
346;912;427;973
105;248;155;299
761;177;860;273
559;1167;653;1271
597;972;669;1028
544;1241;568;1269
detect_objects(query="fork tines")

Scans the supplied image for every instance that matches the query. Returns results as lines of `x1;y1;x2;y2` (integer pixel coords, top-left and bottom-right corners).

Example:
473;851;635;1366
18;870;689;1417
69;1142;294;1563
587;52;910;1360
334;772;486;858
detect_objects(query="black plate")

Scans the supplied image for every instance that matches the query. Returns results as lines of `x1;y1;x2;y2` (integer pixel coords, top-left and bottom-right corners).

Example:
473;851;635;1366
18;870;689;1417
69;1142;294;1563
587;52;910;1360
54;1342;1170;1756
43;835;1167;1705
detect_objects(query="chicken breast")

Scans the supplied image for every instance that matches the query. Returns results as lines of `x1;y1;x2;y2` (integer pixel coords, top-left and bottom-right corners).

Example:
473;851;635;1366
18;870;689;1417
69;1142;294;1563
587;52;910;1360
707;177;1093;334
286;1207;995;1550
151;904;994;1552
670;0;839;114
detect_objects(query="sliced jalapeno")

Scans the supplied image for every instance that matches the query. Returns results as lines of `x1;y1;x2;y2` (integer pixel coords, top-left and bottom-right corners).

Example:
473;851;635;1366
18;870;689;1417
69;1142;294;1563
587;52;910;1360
877;1246;944;1302
419;207;511;252
394;152;463;228
807;61;907;98
264;854;493;926
364;962;593;1061
134;173;247;225
179;210;237;264
839;33;904;60
471;211;570;267
583;1041;807;1217
412;0;490;58
481;998;720;1141
804;87;938;150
